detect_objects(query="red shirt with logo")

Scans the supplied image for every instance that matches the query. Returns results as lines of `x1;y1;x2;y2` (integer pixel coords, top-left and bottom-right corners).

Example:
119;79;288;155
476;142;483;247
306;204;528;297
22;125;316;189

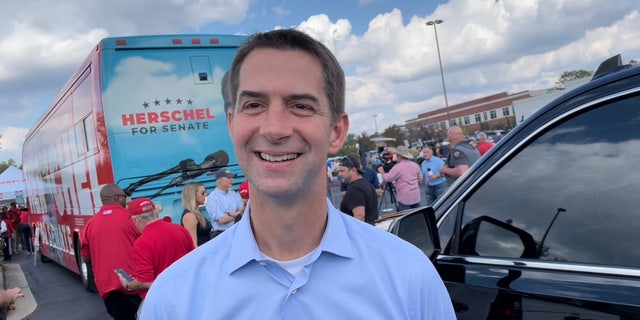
80;204;140;299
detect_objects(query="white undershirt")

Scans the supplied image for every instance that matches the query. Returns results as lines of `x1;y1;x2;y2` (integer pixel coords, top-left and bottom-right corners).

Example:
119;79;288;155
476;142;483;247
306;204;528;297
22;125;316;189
260;246;319;277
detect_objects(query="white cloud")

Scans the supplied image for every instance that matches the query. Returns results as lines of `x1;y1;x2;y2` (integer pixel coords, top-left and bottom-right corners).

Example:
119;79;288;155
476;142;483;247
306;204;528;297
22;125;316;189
272;6;291;17
314;0;639;136
0;0;638;164
0;127;28;164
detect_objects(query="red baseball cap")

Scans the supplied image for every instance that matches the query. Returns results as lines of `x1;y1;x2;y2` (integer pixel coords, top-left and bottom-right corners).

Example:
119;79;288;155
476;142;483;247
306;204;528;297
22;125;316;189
238;181;250;200
128;198;159;216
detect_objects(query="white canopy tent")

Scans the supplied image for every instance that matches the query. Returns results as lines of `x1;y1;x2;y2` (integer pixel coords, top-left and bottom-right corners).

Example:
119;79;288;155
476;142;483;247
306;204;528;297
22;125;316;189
370;136;396;143
0;166;26;201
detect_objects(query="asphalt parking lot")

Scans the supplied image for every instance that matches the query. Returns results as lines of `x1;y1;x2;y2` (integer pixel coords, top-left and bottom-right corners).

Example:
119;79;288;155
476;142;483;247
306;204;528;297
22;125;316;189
1;251;37;320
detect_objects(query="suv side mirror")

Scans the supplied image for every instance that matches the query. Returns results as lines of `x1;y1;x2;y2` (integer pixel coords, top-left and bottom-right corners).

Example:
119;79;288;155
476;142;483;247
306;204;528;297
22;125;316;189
388;207;441;261
459;215;537;259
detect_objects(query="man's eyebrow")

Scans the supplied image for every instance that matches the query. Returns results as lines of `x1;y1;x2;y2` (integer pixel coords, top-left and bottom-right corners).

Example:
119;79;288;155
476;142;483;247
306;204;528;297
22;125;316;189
284;93;320;105
238;91;321;105
238;90;267;100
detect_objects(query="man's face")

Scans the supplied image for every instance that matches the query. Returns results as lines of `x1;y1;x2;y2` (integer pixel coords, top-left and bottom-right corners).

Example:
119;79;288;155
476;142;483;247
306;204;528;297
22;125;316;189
423;147;433;160
337;165;353;184
227;49;348;199
217;177;234;192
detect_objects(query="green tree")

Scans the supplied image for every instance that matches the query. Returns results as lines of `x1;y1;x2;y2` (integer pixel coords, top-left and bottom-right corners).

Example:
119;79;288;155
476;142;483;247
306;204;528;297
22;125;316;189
381;125;405;147
0;159;17;174
335;132;379;157
555;69;593;86
336;133;360;157
356;132;377;153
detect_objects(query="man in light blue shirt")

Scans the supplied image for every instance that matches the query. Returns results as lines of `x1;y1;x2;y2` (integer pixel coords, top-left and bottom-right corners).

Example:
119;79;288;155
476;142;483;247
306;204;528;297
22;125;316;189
141;199;453;319
141;29;455;319
205;168;245;235
421;146;448;205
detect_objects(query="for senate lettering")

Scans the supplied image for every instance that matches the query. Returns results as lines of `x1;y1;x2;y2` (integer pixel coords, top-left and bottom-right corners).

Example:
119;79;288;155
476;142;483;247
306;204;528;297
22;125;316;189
131;122;210;135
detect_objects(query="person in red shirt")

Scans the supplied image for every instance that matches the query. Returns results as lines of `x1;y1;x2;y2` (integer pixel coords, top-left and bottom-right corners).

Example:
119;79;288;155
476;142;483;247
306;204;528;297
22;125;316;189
116;198;194;299
7;202;21;253
80;184;141;320
476;131;494;156
19;208;33;254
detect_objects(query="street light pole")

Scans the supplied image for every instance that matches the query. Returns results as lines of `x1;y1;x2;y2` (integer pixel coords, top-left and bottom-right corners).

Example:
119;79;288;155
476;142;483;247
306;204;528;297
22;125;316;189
426;19;451;127
372;114;379;134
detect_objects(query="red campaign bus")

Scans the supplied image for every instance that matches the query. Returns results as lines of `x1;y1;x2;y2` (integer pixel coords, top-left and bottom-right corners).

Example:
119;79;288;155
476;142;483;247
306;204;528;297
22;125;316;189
22;34;246;290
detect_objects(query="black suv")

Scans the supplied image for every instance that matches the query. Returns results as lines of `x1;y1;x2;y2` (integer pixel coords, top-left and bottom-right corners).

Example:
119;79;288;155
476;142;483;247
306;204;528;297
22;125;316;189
386;55;640;319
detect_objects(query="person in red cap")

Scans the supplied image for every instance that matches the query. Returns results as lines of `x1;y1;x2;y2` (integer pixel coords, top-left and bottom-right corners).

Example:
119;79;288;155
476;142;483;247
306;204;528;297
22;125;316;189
117;197;194;299
80;184;141;320
238;181;250;202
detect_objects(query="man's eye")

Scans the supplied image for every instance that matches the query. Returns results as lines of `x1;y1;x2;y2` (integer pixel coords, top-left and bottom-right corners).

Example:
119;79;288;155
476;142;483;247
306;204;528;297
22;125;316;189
240;102;263;112
246;102;262;109
291;103;315;112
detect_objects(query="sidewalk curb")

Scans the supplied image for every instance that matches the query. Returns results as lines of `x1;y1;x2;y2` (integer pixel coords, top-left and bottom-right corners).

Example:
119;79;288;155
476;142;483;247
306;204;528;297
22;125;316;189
2;262;37;320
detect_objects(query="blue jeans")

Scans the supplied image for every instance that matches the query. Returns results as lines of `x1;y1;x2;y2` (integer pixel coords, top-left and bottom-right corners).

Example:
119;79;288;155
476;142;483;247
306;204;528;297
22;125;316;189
425;182;448;205
397;202;420;211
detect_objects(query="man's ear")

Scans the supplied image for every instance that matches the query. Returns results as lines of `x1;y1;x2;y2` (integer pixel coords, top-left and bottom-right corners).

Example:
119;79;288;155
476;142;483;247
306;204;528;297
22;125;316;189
226;107;235;137
328;112;349;154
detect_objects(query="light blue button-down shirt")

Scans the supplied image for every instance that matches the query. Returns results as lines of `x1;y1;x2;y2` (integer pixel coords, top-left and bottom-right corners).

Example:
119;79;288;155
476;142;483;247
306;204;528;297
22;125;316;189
205;187;244;231
141;199;455;319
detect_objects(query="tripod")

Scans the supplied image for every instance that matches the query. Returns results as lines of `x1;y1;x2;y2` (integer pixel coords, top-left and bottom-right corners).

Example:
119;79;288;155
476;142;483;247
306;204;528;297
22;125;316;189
378;182;398;213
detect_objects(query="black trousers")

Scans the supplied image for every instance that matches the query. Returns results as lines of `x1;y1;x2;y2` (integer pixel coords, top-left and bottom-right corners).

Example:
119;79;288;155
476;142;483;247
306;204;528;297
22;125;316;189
19;224;33;253
103;290;141;320
210;230;224;239
2;236;11;261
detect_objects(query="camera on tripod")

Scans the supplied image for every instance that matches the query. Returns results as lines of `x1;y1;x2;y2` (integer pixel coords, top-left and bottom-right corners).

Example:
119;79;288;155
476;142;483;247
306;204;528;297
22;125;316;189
376;147;396;173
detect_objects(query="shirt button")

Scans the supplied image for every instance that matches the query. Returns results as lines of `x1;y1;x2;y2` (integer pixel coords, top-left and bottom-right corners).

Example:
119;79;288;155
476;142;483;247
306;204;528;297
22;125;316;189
291;289;298;295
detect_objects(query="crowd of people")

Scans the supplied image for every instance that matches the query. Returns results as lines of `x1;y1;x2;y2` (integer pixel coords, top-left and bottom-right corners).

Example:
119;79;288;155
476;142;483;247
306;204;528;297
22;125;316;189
0;202;34;262
80;164;249;320
330;126;493;215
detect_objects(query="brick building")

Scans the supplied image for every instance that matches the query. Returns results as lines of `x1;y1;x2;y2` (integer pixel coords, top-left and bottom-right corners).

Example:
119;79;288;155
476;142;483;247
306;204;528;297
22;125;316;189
405;91;532;140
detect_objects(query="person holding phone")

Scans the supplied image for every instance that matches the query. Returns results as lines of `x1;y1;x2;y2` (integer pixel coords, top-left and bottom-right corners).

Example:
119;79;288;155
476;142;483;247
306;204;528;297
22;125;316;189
117;198;194;299
80;184;141;320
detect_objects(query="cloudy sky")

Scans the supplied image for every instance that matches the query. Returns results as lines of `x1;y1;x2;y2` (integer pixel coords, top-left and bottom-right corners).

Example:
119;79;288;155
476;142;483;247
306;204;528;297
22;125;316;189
0;0;638;164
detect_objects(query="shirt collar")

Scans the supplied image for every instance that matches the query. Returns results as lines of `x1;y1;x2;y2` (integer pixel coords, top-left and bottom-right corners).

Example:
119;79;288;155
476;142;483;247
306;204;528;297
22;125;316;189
213;188;229;195
227;199;355;274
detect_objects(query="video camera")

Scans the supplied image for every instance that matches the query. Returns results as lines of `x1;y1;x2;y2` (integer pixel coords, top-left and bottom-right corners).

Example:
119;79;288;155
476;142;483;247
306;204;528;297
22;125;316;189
377;147;396;173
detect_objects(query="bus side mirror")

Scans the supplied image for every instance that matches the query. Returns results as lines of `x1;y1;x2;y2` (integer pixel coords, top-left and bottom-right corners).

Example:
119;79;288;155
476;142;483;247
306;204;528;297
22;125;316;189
388;207;440;261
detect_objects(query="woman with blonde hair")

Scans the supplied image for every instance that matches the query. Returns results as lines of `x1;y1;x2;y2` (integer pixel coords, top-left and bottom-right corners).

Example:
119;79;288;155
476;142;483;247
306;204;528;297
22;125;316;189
181;183;212;247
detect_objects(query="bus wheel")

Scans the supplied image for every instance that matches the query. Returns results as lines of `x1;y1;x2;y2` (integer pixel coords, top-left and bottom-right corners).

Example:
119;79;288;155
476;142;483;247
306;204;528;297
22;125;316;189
39;237;51;263
39;250;51;263
75;240;95;292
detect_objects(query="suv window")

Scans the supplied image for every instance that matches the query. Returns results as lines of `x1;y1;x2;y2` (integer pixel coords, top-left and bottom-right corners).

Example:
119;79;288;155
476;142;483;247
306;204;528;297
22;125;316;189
456;92;640;267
